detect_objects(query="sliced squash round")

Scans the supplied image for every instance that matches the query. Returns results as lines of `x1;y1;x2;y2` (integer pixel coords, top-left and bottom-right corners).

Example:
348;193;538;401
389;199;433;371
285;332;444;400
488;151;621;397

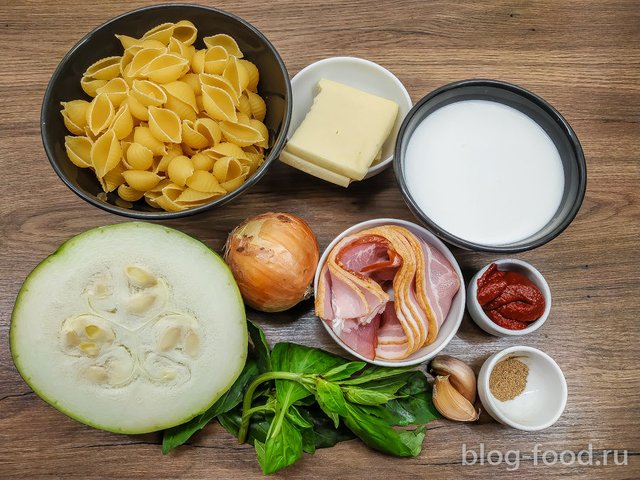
10;222;247;434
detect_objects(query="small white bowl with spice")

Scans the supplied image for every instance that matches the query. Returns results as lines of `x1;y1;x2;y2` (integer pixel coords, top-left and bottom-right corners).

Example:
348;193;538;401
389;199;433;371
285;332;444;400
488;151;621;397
477;346;568;431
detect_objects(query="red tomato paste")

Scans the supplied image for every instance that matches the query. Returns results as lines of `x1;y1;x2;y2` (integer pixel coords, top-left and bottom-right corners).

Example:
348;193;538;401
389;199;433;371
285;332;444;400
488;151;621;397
476;263;545;330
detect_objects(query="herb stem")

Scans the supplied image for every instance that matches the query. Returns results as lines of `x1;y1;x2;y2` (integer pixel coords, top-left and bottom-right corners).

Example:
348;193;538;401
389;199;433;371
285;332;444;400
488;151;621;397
238;371;305;443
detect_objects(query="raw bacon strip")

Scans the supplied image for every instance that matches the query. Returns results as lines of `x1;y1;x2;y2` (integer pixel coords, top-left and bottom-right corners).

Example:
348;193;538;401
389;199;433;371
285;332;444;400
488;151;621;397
315;225;460;362
333;314;381;360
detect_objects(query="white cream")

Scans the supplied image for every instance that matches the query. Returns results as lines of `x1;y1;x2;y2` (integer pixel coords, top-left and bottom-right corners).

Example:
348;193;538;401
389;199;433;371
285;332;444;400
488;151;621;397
404;100;565;246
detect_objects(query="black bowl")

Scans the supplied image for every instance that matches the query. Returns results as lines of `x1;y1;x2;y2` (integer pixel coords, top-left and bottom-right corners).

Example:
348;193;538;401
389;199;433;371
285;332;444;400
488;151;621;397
42;3;291;219
393;79;587;253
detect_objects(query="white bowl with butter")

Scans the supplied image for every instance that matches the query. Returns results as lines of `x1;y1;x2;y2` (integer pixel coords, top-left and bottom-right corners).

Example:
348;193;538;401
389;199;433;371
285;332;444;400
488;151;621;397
283;57;412;183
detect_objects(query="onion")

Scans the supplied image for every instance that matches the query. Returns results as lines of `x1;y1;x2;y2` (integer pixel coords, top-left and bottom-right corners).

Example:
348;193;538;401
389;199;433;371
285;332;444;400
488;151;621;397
224;212;320;312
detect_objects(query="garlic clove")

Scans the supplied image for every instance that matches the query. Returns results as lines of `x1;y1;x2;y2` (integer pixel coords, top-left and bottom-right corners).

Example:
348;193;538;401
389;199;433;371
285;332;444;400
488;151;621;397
432;375;480;422
430;355;477;404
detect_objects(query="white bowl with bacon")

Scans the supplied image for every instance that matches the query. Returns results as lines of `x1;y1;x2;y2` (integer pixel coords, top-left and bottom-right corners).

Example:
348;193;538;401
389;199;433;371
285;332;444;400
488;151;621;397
314;218;465;366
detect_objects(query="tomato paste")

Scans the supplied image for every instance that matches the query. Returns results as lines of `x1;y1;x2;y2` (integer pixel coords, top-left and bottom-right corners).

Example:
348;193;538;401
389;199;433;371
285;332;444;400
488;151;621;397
476;263;545;330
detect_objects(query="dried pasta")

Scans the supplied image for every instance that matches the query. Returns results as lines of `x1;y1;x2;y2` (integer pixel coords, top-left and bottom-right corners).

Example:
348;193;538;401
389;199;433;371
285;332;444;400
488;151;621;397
60;20;269;211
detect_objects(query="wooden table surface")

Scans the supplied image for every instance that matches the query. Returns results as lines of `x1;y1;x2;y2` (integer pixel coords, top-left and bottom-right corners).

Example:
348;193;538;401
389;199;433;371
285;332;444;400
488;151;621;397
1;0;639;478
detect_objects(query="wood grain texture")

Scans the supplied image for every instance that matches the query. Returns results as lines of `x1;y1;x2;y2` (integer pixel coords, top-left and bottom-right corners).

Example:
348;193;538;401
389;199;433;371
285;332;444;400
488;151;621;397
1;0;639;478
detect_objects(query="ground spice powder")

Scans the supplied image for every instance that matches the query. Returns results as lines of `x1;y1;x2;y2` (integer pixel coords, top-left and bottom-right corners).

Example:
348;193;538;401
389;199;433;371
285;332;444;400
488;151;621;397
489;357;529;401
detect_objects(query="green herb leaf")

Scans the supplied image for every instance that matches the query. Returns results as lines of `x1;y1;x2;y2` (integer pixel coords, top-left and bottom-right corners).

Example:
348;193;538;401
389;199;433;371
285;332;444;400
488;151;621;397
161;358;259;453
259;415;303;475
300;404;356;448
342;402;426;457
271;343;344;411
248;320;271;373
315;379;347;428
323;361;367;381
383;372;440;426
339;364;415;385
218;408;272;446
286;405;313;429
343;386;398;406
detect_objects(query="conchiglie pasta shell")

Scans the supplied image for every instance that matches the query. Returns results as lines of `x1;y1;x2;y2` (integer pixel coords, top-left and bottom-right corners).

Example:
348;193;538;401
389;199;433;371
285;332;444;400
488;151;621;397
156;182;187;212
172;20;197;46
86;93;114;136
185;171;223;193
199;73;238;105
116;34;140;50
110;102;134;140
141;22;175;45
202;46;228;75
181;73;202;95
163;81;198;111
201;84;237;122
91;130;122;178
127;94;149;121
132;79;167;107
182;120;209;150
145;196;160;209
125;142;154;170
223;56;247;97
84;56;121;81
250;119;269;148
247;90;266;122
209;142;248;160
117;184;145;202
141;53;189;84
133;125;167;156
128;47;165;77
148;106;182;143
221;174;248;193
239;59;259;92
195;118;221;145
61;101;89;135
176;187;224;205
64;135;92;168
213;155;244;183
164;95;197;122
238;94;251;116
219;121;263;147
167;155;194;187
203;34;243;58
96;77;129;107
155;144;183;173
191;49;205;74
122;170;162;191
81;76;107;97
99;162;126;192
236;112;251;125
190;151;216;171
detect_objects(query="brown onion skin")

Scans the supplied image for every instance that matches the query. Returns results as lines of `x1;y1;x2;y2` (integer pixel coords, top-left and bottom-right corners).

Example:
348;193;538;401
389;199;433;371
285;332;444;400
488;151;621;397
224;212;320;312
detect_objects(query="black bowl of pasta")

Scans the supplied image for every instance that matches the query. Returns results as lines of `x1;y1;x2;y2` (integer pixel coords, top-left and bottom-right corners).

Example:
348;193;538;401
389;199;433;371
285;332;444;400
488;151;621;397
42;4;292;218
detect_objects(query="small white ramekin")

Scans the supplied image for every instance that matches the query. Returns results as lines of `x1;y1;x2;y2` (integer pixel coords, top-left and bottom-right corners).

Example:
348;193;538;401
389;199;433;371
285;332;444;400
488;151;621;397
467;258;551;337
313;218;465;367
478;346;568;431
288;56;413;179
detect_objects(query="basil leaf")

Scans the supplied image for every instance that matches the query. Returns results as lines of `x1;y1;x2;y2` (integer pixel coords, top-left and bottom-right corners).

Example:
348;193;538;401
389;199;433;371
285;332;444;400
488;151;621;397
258;415;303;475
218;408;271;446
161;359;259;453
339;365;415;385
383;372;440;426
315;378;348;428
271;343;344;411
286;405;313;429
349;376;408;396
343;386;398;406
300;405;356;448
248;320;271;373
323;361;367;381
342;402;426;457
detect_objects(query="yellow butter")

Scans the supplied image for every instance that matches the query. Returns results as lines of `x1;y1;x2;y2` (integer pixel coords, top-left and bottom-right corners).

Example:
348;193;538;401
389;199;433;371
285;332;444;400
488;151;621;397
279;150;351;187
284;79;398;181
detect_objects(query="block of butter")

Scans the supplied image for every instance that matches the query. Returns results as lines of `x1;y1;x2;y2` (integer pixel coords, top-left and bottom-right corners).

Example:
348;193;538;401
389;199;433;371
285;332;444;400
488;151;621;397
283;79;399;183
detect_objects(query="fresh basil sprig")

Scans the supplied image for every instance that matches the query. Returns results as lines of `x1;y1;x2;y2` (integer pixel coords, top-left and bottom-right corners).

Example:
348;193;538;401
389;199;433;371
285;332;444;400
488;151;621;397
162;322;439;475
